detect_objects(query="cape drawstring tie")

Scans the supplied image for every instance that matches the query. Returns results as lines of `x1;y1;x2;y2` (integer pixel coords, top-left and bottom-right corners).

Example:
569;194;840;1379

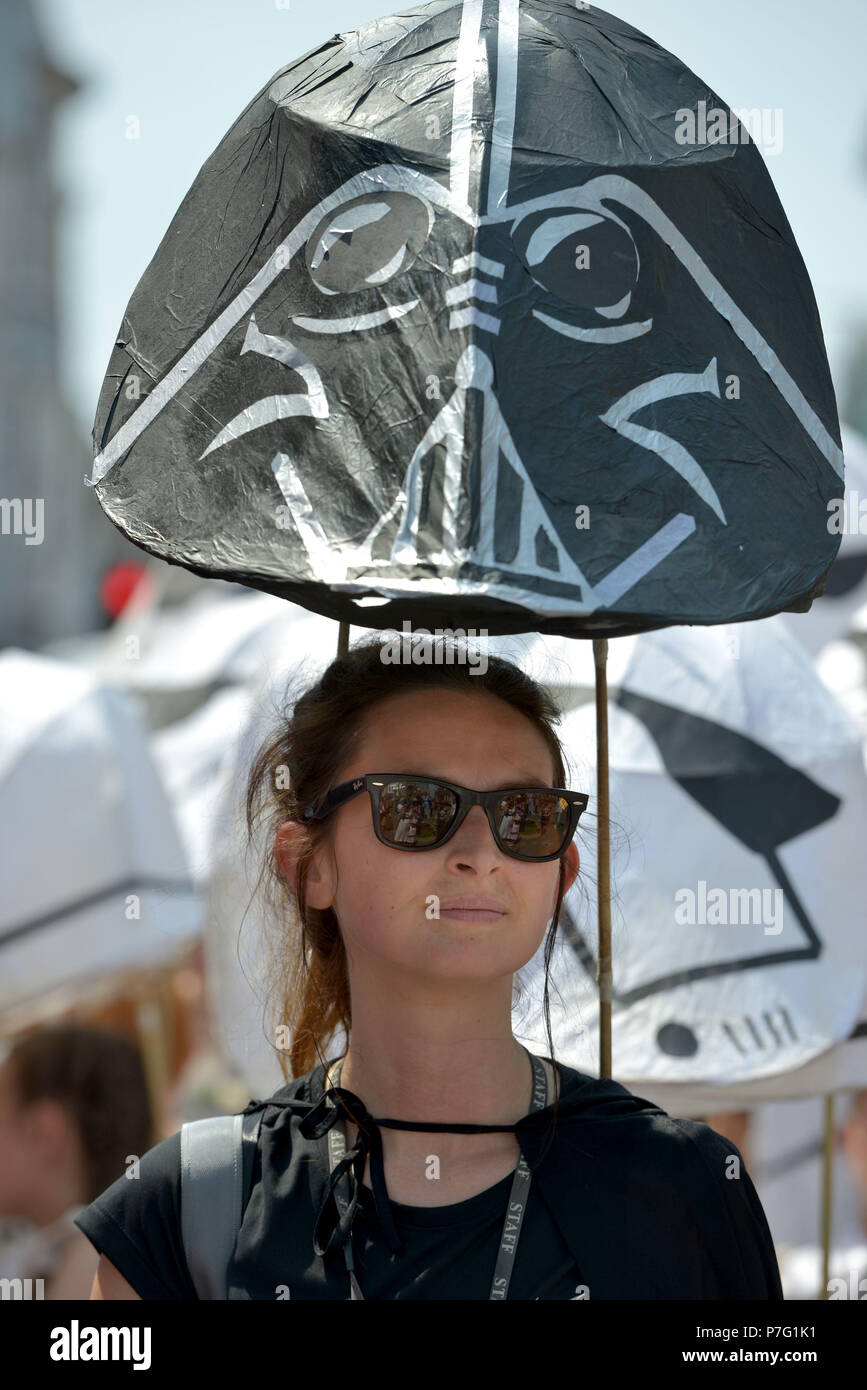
298;1082;405;1258
243;1073;538;1268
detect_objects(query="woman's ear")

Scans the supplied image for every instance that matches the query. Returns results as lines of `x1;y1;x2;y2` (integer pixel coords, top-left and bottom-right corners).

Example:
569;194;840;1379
275;819;336;910
560;841;580;899
274;820;306;891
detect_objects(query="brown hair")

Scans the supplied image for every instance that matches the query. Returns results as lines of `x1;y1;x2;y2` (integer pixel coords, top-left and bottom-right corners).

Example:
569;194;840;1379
6;1023;154;1204
243;633;594;1158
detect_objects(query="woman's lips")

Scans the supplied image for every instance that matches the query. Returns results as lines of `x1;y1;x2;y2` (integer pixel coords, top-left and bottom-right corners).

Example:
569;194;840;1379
438;907;506;922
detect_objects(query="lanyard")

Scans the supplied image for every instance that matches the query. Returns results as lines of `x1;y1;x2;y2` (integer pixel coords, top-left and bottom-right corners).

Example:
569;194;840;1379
323;1047;552;1300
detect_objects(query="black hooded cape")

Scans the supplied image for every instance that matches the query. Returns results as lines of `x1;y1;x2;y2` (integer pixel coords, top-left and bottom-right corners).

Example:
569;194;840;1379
231;1056;784;1300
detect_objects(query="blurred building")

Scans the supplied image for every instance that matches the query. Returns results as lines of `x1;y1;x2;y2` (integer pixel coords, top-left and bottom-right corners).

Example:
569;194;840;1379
0;0;142;649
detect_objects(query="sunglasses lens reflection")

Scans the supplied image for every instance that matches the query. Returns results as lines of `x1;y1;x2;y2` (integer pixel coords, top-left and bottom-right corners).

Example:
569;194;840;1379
496;790;571;856
375;779;570;856
377;778;458;847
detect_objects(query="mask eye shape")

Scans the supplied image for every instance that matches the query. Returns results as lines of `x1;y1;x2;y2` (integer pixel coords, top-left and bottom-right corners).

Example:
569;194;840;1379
305;192;434;296
515;210;639;318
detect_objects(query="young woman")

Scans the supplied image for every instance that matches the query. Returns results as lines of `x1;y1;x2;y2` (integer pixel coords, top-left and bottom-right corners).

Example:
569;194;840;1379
77;636;783;1300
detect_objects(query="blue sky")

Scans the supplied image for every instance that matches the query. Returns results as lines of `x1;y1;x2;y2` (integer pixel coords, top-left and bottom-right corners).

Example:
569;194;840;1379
35;0;867;439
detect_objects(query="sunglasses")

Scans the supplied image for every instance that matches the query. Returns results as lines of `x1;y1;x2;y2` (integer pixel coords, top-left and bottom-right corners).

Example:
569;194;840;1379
300;773;589;862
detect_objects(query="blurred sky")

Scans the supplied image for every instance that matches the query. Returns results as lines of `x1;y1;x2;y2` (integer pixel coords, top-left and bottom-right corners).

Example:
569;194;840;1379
34;0;867;440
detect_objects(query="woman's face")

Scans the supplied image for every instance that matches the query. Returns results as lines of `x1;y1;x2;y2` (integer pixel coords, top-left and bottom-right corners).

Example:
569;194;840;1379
277;687;580;987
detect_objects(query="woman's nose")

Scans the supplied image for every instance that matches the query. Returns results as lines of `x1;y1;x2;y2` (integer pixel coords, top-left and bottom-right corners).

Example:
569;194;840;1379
449;803;499;855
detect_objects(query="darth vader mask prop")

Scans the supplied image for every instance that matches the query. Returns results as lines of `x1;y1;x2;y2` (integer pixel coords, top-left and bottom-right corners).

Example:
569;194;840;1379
89;0;843;639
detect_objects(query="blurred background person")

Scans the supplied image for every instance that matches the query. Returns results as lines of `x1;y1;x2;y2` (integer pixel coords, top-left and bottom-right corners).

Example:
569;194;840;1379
0;1023;153;1298
704;1110;752;1169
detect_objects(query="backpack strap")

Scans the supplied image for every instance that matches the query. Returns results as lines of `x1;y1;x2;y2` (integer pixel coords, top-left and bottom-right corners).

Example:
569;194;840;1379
180;1109;263;1299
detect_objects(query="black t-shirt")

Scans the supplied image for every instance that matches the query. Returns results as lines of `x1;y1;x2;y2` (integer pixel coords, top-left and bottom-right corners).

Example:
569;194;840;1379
74;1056;780;1300
74;1058;585;1301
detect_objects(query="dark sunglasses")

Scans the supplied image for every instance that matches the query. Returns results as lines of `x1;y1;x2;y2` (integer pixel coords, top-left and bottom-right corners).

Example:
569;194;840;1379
300;773;589;862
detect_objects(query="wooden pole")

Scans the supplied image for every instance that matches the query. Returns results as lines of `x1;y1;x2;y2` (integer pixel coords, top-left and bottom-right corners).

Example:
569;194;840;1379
337;621;350;656
593;638;612;1079
134;974;173;1141
819;1091;834;1298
